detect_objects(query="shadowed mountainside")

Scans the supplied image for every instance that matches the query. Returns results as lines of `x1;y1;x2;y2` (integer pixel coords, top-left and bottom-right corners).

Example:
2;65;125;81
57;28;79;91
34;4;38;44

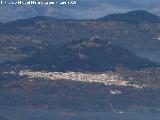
99;10;160;23
19;37;159;71
0;10;160;64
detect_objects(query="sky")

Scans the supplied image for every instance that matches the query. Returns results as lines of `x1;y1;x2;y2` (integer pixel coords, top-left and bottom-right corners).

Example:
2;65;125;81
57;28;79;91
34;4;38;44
0;0;160;22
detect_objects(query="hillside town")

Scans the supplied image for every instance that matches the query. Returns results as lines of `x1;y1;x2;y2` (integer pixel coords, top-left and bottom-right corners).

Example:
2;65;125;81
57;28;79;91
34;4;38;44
18;70;145;89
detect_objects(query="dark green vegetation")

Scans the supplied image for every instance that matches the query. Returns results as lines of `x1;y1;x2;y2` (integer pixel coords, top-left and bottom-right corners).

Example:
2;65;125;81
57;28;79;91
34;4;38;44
20;37;158;71
99;10;160;23
1;78;160;112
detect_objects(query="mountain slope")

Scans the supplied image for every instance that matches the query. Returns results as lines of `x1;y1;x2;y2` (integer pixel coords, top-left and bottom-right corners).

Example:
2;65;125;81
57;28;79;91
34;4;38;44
18;37;158;71
0;10;160;66
99;10;160;23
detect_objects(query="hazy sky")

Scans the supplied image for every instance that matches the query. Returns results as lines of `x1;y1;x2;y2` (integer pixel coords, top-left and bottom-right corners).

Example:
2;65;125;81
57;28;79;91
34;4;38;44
0;0;160;22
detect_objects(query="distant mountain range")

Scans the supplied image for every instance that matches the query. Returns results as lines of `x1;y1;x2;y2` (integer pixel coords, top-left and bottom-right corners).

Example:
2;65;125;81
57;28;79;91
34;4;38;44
0;10;160;71
0;0;160;22
99;10;160;23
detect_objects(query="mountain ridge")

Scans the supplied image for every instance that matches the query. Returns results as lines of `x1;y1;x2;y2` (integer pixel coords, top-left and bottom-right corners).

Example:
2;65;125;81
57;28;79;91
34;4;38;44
98;10;160;23
0;10;160;69
1;10;159;24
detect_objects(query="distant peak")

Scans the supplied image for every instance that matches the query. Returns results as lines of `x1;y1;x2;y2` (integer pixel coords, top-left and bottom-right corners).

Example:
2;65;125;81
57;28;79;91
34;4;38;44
99;10;160;23
30;16;54;20
128;10;152;14
126;10;157;16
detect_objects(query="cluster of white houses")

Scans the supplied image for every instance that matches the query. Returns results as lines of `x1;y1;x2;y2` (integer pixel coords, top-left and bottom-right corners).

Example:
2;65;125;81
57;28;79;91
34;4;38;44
18;70;145;89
